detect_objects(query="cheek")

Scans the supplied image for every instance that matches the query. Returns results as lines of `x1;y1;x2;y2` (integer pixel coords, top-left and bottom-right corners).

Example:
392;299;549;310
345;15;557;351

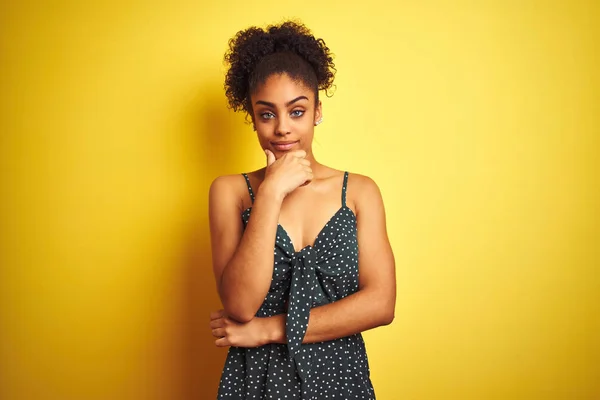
254;128;271;147
298;119;315;137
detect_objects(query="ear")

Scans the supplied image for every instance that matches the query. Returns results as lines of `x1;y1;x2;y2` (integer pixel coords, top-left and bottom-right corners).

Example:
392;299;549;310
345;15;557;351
314;100;323;125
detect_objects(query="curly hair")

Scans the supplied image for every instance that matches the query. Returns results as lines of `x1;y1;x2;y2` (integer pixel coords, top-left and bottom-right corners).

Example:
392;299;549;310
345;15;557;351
224;21;336;116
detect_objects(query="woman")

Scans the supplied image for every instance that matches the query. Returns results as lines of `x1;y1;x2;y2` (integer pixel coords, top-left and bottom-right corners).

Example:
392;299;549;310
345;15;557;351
208;21;396;399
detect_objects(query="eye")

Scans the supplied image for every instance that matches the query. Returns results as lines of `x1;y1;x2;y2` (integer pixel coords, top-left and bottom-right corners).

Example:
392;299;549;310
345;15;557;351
290;109;304;117
260;111;275;120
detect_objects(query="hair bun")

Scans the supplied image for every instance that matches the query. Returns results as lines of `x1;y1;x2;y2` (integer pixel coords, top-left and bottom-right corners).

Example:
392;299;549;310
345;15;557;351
224;21;336;114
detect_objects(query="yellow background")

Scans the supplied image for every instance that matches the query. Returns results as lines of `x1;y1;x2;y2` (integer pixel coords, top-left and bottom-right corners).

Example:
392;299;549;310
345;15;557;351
1;1;598;399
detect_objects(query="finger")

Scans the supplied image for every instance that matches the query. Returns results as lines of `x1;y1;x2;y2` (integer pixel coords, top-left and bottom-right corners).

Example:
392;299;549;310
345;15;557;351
300;175;312;187
265;149;276;166
215;337;230;347
209;309;225;320
291;150;307;158
299;159;311;166
209;319;225;329
211;328;226;338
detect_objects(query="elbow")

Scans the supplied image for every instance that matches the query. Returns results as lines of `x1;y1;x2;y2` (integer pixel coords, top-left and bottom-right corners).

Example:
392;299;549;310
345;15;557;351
218;284;258;323
378;300;395;326
380;309;395;326
362;288;395;327
221;302;256;323
228;311;255;324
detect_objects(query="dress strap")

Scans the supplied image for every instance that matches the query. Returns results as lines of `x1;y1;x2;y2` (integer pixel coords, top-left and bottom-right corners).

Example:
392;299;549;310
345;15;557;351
241;173;255;204
341;171;349;207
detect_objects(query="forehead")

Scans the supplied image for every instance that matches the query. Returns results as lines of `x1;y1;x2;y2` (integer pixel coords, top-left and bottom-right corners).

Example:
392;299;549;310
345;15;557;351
251;73;314;104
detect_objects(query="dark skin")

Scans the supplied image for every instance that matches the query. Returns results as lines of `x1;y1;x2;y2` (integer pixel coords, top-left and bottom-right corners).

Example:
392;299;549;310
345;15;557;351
208;73;396;347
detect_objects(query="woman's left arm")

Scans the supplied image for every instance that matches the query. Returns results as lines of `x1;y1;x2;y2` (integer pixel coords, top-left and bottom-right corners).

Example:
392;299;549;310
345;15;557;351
210;175;396;347
274;174;396;343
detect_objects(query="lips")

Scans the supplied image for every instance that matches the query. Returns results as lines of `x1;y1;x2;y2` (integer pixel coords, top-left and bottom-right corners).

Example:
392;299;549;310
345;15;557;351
271;141;298;151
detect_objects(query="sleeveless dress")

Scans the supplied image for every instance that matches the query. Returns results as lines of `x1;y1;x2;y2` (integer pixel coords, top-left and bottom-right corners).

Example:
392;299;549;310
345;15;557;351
217;171;375;400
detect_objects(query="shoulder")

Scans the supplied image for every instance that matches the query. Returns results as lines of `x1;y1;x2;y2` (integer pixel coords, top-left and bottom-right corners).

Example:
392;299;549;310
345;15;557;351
209;174;248;210
209;174;245;194
347;172;382;198
346;172;384;215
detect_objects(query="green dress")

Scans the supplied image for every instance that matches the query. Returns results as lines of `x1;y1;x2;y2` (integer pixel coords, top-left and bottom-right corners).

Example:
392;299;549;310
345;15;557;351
217;171;375;399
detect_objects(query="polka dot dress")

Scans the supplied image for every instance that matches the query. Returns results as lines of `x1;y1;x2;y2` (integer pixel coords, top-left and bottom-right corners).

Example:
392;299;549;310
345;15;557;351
217;172;375;400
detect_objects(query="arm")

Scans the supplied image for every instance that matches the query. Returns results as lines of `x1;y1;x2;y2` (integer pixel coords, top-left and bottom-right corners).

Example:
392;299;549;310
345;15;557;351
210;150;313;323
210;174;396;346
209;174;282;323
269;175;396;343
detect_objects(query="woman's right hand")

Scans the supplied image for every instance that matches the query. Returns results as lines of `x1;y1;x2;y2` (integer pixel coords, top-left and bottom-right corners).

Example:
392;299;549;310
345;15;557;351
261;149;313;200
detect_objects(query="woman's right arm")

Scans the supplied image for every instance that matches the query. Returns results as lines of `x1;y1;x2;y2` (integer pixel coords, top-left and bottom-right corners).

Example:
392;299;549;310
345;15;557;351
209;175;283;323
209;150;312;323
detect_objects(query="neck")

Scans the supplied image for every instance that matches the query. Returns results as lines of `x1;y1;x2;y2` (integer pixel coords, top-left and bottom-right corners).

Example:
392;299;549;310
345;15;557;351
304;151;330;179
304;148;317;164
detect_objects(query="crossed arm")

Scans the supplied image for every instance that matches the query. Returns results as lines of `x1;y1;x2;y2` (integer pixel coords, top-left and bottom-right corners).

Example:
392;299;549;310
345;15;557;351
209;173;396;347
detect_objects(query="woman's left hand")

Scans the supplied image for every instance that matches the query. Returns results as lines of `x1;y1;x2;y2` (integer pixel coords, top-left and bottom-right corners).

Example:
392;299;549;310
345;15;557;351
209;309;271;348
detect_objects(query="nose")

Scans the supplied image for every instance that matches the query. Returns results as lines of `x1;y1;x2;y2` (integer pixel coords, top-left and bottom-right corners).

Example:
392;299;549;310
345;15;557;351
275;115;291;136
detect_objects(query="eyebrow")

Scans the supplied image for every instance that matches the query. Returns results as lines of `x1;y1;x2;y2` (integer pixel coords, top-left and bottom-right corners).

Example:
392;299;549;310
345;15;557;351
254;95;309;108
